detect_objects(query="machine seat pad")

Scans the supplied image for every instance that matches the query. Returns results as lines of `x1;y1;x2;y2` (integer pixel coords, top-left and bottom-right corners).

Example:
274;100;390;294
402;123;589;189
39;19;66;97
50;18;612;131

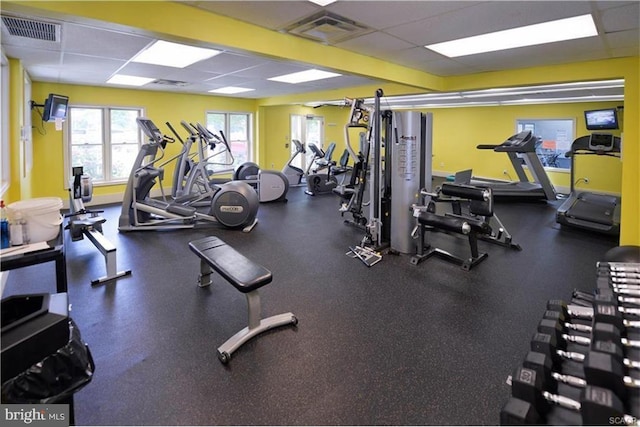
189;236;272;293
418;212;491;235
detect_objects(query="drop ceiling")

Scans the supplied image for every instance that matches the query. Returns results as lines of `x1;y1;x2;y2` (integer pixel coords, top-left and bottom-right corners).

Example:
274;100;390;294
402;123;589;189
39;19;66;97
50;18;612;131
1;1;637;105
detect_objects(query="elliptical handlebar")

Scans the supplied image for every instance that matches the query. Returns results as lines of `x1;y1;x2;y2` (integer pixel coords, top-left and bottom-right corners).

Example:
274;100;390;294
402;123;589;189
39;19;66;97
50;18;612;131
165;121;185;145
217;130;235;164
180;120;198;137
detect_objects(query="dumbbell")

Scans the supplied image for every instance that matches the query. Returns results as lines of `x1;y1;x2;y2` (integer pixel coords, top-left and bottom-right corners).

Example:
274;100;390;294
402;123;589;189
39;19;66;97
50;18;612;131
597;262;640;273
592;295;640;338
543;310;592;333
531;332;640;371
550;299;640;319
594;291;640;308
523;350;640;401
543;302;640;343
597;268;640;278
506;366;637;425
598;268;640;278
537;318;640;350
597;282;640;297
538;318;590;347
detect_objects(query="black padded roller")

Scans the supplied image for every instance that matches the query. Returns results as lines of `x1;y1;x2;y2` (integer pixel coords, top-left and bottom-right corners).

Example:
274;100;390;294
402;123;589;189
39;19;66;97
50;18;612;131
418;212;471;235
441;183;489;201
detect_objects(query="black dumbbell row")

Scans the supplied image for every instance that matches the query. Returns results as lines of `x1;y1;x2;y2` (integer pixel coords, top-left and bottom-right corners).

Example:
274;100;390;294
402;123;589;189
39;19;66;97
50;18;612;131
501;261;640;425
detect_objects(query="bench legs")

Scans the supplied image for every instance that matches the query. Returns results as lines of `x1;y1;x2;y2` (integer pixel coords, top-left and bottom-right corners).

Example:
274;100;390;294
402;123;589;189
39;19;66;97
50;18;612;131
197;262;297;364
217;290;297;364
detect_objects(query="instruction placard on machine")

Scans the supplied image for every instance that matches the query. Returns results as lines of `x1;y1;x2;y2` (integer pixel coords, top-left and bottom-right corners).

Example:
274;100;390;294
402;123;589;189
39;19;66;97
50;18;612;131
347;246;382;267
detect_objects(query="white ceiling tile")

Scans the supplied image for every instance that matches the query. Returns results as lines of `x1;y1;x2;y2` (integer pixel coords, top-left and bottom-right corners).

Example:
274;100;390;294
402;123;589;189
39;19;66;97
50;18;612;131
1;0;636;101
163;68;221;83
604;29;640;49
117;62;178;79
191;52;270;74
62;23;152;60
184;1;320;30
24;65;61;82
232;61;311;79
600;2;640;32
327;1;479;30
203;75;255;87
61;53;126;73
387;1;594;45
335;32;415;56
2;46;61;67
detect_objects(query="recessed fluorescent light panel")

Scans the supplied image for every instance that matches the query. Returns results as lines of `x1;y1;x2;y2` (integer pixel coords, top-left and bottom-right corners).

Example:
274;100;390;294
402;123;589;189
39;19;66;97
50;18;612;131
106;74;155;86
426;14;598;57
133;40;221;68
268;69;341;84
209;86;255;94
309;0;337;6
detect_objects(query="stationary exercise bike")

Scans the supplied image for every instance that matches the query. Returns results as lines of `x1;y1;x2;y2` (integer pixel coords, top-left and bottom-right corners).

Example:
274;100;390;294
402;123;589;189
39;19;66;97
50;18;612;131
305;142;337;196
118;117;259;232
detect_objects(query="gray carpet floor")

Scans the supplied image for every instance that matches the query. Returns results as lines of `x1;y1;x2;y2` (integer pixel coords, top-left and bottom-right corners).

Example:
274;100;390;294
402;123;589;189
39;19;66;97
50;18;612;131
2;184;620;425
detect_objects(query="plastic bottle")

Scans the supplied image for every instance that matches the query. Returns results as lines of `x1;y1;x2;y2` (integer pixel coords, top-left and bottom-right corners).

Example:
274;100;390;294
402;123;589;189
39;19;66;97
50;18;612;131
0;200;10;249
9;210;27;246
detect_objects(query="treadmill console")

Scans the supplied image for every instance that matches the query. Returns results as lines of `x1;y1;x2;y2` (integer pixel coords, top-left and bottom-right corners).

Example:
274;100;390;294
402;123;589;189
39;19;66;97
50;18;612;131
588;133;614;152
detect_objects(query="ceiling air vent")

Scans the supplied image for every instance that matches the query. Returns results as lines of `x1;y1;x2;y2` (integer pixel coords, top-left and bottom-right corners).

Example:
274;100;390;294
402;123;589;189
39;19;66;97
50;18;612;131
283;11;371;44
1;16;60;42
151;79;190;87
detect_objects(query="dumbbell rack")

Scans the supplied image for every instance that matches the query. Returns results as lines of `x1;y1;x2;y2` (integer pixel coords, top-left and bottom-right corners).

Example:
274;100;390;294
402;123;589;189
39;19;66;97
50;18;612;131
501;261;640;425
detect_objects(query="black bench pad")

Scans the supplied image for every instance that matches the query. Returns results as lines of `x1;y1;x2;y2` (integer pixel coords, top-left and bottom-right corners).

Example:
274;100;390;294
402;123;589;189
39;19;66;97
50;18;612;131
188;236;272;293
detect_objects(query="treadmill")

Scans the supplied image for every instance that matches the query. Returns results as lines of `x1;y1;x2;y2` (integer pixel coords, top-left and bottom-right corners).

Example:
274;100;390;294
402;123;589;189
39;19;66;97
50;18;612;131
475;130;557;201
556;133;621;235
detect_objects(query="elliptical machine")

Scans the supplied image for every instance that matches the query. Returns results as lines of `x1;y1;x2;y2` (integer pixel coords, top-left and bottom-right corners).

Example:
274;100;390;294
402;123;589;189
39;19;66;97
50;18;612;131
228;130;289;203
118;117;259;232
282;139;306;186
305;142;337;196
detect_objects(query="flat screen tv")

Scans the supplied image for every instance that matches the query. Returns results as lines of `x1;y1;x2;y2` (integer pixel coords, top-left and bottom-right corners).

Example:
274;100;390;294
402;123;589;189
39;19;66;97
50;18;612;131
584;108;618;131
42;94;69;122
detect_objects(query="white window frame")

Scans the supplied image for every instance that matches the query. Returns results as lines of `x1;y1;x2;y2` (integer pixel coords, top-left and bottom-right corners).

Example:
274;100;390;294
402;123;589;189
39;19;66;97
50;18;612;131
63;104;144;187
205;111;253;170
516;118;575;173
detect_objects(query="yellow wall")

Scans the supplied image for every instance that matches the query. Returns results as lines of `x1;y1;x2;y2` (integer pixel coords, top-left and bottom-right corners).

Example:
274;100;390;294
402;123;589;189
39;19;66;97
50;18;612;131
443;57;639;245
7;66;637;244
425;101;623;194
6;59;29;204
29;83;257;201
257;104;351;171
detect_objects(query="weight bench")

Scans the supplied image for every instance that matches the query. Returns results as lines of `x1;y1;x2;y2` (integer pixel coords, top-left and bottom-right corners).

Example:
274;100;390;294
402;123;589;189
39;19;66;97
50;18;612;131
188;236;297;364
411;183;494;271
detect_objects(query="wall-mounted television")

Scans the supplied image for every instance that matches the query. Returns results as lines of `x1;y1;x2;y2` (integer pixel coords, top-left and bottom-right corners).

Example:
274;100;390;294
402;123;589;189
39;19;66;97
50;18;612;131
42;94;69;122
584;108;618;131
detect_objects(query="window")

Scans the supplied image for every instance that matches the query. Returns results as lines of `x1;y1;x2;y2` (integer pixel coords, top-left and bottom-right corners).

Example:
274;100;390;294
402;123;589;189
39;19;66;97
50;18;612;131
516;119;575;171
205;112;251;171
65;106;143;184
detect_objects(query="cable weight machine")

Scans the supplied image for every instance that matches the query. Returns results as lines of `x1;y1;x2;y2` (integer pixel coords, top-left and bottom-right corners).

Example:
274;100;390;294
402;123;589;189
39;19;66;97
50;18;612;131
347;89;434;266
